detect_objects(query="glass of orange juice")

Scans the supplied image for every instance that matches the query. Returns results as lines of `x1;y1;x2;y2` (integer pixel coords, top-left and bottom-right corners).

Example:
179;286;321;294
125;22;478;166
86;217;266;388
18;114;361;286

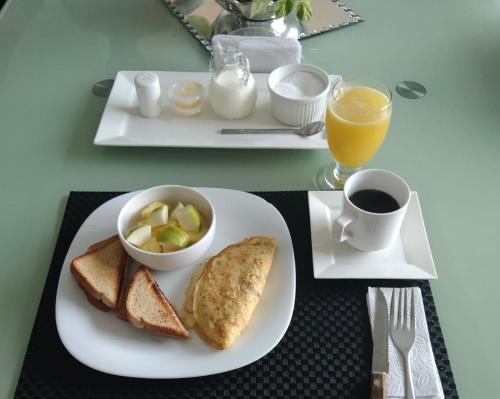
316;79;392;189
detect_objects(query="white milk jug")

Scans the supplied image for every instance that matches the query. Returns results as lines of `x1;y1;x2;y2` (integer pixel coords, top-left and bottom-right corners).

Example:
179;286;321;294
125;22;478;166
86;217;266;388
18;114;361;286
208;41;257;119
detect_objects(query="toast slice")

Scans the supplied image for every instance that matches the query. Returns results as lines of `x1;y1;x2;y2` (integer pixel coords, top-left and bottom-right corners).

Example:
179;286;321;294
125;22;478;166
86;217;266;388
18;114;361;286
70;235;128;310
124;266;190;339
86;235;120;253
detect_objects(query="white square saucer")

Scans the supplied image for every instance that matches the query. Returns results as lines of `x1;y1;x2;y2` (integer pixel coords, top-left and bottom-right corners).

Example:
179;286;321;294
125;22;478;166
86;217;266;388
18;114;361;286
308;191;437;279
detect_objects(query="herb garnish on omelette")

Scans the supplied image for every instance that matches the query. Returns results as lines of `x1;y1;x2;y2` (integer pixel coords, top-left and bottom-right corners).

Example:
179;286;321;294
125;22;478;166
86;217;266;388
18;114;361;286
183;236;277;349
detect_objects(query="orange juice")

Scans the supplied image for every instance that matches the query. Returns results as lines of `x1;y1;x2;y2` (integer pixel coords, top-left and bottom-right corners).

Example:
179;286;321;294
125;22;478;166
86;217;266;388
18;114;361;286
326;86;392;168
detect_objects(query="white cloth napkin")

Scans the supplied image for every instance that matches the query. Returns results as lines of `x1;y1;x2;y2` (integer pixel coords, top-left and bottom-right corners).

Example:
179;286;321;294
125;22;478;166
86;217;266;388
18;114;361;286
211;34;302;73
367;287;445;398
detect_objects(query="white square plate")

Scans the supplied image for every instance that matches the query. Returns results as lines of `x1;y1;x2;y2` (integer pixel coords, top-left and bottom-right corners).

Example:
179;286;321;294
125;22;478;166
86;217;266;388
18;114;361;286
56;188;295;378
308;191;437;279
93;71;340;149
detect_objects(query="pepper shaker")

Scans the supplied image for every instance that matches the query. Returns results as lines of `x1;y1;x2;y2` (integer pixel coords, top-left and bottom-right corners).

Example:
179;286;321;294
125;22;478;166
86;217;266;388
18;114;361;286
134;72;163;118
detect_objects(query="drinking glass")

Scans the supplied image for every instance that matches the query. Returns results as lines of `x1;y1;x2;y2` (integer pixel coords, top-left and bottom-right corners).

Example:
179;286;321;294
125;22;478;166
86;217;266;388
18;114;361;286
316;79;393;189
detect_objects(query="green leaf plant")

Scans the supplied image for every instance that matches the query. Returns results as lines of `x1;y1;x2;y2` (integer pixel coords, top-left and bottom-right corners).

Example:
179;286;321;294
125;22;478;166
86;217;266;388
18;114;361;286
250;0;313;22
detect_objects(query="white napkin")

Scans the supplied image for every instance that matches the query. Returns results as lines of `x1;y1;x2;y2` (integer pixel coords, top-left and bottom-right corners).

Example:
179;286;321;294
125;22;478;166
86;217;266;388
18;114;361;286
211;34;302;73
367;287;445;398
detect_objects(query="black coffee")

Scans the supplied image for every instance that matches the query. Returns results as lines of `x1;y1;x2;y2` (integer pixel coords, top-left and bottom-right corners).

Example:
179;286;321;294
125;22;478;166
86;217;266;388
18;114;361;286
349;189;400;213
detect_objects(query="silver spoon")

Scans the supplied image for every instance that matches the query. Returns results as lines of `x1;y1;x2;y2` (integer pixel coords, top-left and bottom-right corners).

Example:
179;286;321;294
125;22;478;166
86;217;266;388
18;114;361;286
220;121;325;137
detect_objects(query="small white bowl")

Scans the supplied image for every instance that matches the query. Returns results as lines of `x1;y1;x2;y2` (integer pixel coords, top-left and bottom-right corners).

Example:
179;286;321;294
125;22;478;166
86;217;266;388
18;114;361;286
268;63;330;126
117;185;216;272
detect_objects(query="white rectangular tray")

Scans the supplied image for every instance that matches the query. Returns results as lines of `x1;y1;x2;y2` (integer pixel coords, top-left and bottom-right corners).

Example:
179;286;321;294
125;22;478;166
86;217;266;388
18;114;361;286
94;71;338;149
308;190;438;279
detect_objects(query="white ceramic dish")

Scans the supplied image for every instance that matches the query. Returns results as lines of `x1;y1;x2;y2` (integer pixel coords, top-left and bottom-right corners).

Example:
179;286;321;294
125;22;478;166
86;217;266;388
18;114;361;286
94;71;340;149
56;188;295;378
117;185;216;271
308;191;437;279
268;63;330;126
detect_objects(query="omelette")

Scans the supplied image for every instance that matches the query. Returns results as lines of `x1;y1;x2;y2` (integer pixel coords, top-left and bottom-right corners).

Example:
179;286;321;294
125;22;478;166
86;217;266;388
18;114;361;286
183;236;277;349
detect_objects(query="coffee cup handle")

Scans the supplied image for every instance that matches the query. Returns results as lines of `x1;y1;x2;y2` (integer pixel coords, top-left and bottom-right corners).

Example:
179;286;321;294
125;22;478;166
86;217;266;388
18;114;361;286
332;214;353;242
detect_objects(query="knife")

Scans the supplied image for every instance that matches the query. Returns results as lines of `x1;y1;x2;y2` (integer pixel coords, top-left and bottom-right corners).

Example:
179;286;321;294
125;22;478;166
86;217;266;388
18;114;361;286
371;288;389;399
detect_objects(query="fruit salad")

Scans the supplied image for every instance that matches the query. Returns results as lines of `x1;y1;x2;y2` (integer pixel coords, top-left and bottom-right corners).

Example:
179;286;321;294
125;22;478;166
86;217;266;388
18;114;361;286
126;201;208;253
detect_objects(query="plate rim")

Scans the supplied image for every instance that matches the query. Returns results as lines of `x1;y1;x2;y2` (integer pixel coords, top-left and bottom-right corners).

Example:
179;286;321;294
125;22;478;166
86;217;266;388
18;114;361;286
308;190;438;280
55;188;296;378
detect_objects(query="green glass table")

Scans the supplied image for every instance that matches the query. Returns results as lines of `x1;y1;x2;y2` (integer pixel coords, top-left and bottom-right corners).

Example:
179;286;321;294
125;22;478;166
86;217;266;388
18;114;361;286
1;0;499;397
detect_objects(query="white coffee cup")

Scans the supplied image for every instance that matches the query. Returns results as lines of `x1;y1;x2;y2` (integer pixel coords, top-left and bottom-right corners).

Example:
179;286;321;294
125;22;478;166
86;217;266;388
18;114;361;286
332;169;411;251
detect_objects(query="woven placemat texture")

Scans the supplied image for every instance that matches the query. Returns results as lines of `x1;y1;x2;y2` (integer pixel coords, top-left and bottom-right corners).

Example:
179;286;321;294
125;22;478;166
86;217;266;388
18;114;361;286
14;191;458;399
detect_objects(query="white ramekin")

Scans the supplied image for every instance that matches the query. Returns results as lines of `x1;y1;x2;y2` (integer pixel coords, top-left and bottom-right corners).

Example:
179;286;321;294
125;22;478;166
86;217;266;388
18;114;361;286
267;63;330;126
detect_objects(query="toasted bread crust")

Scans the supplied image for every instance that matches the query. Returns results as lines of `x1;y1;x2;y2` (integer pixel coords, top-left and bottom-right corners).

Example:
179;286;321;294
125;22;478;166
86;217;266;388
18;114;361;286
114;284;129;320
125;266;190;339
87;235;120;253
84;290;111;311
70;236;128;310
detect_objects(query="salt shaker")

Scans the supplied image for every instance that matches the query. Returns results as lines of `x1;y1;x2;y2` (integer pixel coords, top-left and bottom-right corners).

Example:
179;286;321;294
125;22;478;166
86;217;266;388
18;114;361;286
134;72;163;118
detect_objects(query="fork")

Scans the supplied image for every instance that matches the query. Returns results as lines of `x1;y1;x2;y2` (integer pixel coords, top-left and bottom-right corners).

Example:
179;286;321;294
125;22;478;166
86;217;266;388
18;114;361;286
390;288;416;399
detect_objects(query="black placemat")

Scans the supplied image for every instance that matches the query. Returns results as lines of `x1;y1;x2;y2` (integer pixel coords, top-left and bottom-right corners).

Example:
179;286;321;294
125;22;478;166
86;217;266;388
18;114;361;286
15;191;458;399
